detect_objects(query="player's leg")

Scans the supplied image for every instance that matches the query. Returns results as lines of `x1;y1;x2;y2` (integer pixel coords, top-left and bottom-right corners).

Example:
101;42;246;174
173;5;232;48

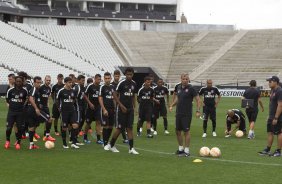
211;107;217;136
94;108;103;144
269;122;282;156
28;113;39;149
225;120;232;137
202;106;208;137
5;112;15;149
52;103;60;135
175;115;185;155
83;109;93;142
161;104;169;134
109;109;124;152
41;109;55;142
70;121;80;149
258;120;273;155
146;107;153;138
183;116;191;156
127;109;138;154
61;112;69;148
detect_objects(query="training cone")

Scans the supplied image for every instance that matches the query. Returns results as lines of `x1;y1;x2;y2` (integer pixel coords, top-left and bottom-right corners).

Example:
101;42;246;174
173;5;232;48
193;159;203;163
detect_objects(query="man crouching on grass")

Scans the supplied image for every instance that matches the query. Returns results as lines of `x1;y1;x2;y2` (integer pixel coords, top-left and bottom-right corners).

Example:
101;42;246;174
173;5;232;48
169;73;201;157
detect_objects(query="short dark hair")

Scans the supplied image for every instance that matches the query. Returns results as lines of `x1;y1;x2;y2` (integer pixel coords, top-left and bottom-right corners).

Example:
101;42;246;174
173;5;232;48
64;77;72;83
8;73;15;78
77;75;85;81
104;72;111;77
69;74;75;79
15;76;23;81
33;76;42;82
249;80;256;87
144;76;151;82
57;74;63;78
125;67;134;74
18;71;28;79
158;78;163;81
95;74;101;78
87;78;93;84
113;70;120;75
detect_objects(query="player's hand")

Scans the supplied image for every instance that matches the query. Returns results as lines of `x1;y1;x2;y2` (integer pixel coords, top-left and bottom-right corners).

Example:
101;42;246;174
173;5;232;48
272;119;278;125
120;105;127;113
103;109;108;116
35;109;41;116
214;103;218;108
261;108;264;112
169;106;173;112
155;100;160;105
196;111;201;118
89;103;95;110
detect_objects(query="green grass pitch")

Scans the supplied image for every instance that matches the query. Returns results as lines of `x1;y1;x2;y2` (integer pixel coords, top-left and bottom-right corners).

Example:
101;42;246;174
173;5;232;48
0;97;281;184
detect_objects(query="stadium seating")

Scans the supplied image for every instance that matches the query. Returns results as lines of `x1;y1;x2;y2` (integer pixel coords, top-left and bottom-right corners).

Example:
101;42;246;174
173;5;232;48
0;21;103;77
0;66;14;85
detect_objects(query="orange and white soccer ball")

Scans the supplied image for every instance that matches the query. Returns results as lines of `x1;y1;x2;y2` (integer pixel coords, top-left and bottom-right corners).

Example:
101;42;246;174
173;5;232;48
199;147;210;157
210;147;221;158
45;141;55;149
235;130;244;138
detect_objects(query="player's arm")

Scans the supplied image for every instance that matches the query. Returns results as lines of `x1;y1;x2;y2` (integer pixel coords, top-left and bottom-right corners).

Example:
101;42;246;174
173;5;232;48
215;88;221;107
5;90;11;107
258;97;264;112
29;96;40;116
83;94;94;110
112;91;127;113
194;95;201;118
169;95;178;112
273;100;282;125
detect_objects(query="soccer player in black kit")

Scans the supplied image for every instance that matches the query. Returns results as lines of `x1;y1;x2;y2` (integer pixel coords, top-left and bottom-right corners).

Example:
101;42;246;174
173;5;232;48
152;78;170;135
39;75;56;142
111;70;128;143
5;76;28;150
242;80;264;139
28;76;53;149
137;76;155;138
259;76;282;157
51;74;64;136
108;67;139;154
99;72;116;150
84;74;103;144
198;79;221;137
57;77;80;149
225;109;246;137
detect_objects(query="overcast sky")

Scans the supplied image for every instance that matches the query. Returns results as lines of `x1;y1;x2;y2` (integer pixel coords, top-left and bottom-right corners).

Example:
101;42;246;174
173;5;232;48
182;0;282;29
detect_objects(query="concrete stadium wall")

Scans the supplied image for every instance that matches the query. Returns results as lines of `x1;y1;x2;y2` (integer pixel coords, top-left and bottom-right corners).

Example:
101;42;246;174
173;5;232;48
66;19;103;27
23;17;57;25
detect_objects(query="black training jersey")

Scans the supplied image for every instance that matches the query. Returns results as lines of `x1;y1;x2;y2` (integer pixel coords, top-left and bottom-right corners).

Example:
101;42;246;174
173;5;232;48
198;86;220;107
226;109;245;123
39;84;51;107
116;79;137;109
243;87;260;109
73;84;85;107
111;81;119;91
6;87;28;112
85;83;100;108
51;83;64;103
174;82;181;93
25;83;33;93
29;87;41;108
269;87;282;121
56;88;76;112
153;85;169;104
137;86;154;107
176;84;198;115
99;84;115;110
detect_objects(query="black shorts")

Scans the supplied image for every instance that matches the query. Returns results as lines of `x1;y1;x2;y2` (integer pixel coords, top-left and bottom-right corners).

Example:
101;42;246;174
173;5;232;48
139;105;153;122
85;107;101;124
116;107;134;129
175;114;192;132
6;111;24;128
75;105;84;124
203;106;216;120
52;103;61;119
153;103;167;119
226;119;246;132
101;108;115;127
61;111;78;128
267;119;282;135
246;108;258;122
28;107;51;128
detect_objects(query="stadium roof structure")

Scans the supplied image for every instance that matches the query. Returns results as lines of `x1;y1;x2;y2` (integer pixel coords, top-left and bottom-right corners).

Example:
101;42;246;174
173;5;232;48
88;0;177;5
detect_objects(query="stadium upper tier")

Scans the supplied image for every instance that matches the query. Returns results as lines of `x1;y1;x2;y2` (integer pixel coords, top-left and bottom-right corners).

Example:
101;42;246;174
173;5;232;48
101;0;177;5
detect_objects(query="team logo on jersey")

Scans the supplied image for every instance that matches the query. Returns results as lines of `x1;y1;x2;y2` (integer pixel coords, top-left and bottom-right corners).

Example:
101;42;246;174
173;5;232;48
131;86;134;90
185;89;189;92
148;91;151;95
211;90;214;93
161;90;164;93
71;92;74;97
19;93;23;97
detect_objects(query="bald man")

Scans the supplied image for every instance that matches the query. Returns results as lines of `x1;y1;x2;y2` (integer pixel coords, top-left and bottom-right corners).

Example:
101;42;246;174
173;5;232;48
225;109;246;138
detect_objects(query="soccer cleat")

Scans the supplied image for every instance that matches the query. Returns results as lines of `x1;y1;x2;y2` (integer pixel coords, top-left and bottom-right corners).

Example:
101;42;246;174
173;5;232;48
175;150;186;157
248;132;255;139
147;134;153;138
137;132;141;137
83;139;91;144
75;142;85;146
63;145;69;149
71;144;80;149
55;132;60;136
29;144;39;150
153;131;158;135
21;135;27;139
104;144;110;151
164;130;170;135
34;133;40;139
225;134;231;138
150;128;154;132
33;137;38;142
129;148;139;155
109;146;119;153
212;132;217;137
202;133;207;138
79;131;84;136
4;141;10;149
258;149;271;156
184;152;190;157
269;150;281;157
43;136;56;142
139;128;143;133
15;143;21;150
123;139;129;144
25;132;29;137
96;140;104;145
